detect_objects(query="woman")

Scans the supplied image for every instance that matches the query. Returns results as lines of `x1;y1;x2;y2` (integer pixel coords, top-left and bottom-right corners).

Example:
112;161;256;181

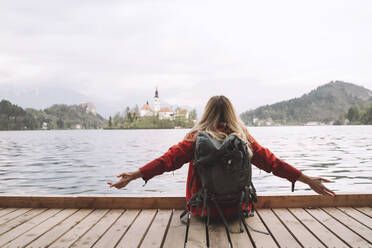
107;95;335;217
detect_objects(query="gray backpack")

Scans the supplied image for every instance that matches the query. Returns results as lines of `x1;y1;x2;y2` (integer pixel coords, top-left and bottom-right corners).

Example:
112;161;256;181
181;131;267;248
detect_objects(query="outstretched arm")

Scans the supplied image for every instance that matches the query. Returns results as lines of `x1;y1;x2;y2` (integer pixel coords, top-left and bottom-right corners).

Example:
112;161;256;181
248;134;335;196
107;138;195;189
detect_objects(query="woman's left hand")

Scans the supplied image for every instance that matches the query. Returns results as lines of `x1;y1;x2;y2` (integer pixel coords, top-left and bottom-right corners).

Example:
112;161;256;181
298;174;336;197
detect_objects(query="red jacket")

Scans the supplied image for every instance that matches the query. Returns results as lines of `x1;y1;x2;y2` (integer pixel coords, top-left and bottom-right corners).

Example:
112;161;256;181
139;130;302;216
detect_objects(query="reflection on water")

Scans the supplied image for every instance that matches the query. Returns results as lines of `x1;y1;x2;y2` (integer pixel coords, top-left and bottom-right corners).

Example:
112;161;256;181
0;126;371;195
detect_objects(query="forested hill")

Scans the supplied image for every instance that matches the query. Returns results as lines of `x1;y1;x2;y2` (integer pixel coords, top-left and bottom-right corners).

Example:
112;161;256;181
0;100;106;130
240;81;372;125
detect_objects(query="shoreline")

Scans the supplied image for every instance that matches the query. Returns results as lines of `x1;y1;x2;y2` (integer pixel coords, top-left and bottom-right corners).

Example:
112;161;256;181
1;123;371;131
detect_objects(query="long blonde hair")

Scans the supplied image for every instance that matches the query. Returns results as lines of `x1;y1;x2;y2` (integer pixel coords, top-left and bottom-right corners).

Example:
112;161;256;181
188;95;253;157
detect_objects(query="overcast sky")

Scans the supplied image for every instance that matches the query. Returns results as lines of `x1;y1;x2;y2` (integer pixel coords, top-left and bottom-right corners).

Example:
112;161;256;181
0;0;371;116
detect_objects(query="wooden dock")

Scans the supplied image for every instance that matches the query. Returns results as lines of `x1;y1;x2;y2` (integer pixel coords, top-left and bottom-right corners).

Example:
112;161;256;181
0;194;371;247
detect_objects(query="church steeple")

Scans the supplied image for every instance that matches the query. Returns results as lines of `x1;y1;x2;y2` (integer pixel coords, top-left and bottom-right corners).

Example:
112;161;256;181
154;87;160;113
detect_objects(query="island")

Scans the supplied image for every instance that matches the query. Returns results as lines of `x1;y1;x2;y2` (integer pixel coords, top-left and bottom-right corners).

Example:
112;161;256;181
104;88;197;129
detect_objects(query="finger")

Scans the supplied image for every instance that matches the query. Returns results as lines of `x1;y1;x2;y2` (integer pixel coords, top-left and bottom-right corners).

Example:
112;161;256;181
111;182;121;188
311;185;323;195
321;185;335;197
324;190;334;197
320;178;332;183
314;184;329;196
322;185;331;192
117;172;128;178
317;188;325;195
324;187;336;197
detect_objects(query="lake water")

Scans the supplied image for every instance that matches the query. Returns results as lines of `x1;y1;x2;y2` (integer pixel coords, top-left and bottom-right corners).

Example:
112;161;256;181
0;126;371;196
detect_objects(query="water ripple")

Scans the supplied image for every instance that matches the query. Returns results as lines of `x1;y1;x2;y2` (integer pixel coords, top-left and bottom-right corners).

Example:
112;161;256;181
0;126;371;195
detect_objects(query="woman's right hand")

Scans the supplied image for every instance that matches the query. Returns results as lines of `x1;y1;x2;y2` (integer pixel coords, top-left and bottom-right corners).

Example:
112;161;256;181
107;170;143;189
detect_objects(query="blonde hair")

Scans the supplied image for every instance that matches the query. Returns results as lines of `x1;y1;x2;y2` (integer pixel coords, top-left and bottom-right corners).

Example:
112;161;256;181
188;95;253;157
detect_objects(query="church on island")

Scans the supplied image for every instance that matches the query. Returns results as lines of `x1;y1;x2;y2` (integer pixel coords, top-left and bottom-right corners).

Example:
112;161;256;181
140;88;189;120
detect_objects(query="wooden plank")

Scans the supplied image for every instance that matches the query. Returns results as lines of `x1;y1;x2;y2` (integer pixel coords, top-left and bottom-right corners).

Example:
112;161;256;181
4;209;78;248
244;213;278;248
230;218;254;248
27;209;94;247
49;209;108;248
162;210;186;248
256;193;372;208
0;208;61;247
71;209;124;248
164;213;207;248
273;208;325;248
0;208;46;235
209;221;230;248
355;207;372;218
91;209;140;248
208;217;255;248
289;208;347;248
0;195;186;209
140;209;172;247
322;207;372;243
0;208;31;225
164;213;254;248
306;207;369;248
257;209;301;248
338;207;372;230
1;193;371;209
0;208;17;218
186;215;207;247
116;209;157;248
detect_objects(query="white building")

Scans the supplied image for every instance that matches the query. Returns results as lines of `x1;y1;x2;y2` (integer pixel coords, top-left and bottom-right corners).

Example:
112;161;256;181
139;88;177;120
174;109;189;119
154;88;160;113
42;122;48;130
79;102;97;116
140;101;153;117
159;107;174;120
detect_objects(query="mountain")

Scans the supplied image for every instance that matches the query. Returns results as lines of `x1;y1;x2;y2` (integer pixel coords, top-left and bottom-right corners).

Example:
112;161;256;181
0;100;39;130
240;81;372;125
36;104;107;129
0;99;106;130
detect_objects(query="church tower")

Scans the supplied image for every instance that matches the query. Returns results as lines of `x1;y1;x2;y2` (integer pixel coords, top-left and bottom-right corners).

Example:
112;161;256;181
154;87;160;113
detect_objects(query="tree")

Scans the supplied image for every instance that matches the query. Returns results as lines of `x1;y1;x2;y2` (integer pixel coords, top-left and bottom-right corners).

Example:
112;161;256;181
124;107;131;122
57;119;64;129
0;100;40;130
366;105;372;124
189;109;197;120
113;112;122;127
347;106;360;122
361;105;372;124
134;105;140;117
108;116;112;127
